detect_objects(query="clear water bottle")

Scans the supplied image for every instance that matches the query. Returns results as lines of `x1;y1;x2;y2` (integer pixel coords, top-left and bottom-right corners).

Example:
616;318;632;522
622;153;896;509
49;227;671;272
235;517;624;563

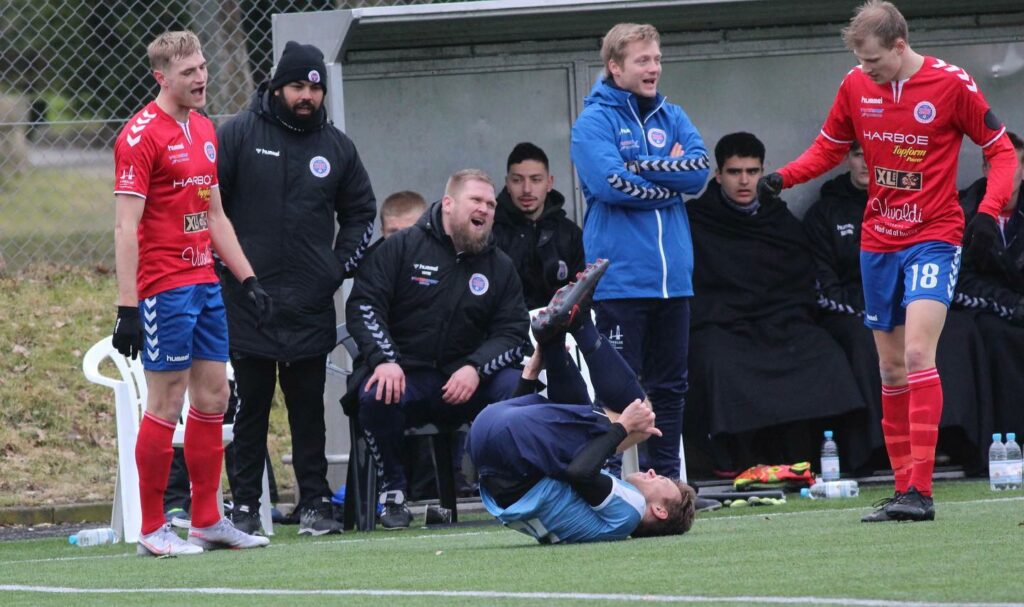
1004;432;1022;491
68;527;118;547
820;430;840;481
801;479;859;499
989;433;1007;491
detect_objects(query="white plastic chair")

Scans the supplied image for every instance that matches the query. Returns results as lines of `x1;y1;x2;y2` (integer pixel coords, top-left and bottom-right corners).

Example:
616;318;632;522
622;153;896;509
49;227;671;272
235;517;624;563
526;309;687;482
82;336;273;542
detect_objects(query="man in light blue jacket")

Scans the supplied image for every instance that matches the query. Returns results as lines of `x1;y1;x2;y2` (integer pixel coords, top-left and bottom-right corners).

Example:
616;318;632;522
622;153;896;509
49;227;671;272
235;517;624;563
570;22;709;479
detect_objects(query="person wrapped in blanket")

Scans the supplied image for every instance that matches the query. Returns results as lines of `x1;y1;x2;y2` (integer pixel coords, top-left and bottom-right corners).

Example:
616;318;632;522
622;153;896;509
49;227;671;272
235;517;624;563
467;260;697;544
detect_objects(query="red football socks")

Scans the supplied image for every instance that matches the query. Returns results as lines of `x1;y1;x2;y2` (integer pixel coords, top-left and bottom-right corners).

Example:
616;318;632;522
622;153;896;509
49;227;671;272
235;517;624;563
135;412;175;535
184;408;225;529
881;383;912;493
907;368;943;497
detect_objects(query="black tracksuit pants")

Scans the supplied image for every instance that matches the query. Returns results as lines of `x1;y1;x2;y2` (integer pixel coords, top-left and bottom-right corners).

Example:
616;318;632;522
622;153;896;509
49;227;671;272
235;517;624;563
229;353;332;511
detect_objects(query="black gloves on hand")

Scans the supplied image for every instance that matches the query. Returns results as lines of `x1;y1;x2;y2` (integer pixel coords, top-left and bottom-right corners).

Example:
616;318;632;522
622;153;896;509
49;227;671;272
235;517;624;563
963;212;1003;271
112;306;143;360
757;172;784;202
243;276;274;327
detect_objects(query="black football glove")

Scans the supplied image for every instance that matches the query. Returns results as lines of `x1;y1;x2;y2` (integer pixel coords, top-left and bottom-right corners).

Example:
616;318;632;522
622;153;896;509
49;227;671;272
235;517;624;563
963;212;1003;270
243;276;274;327
112;306;143;360
757;172;784;202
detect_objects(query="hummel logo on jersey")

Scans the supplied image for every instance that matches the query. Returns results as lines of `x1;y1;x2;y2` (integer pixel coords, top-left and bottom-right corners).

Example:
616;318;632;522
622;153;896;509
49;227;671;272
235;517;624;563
183;211;208;233
836;223;855;237
167;143;185;151
861;96;883;104
256;147;280;157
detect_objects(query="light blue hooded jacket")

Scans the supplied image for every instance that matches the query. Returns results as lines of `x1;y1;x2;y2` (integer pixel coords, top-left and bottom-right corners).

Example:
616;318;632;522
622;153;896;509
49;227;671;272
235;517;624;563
571;78;709;300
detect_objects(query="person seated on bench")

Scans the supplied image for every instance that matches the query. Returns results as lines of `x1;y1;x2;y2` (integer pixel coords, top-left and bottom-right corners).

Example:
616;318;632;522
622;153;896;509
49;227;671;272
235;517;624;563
468;259;697;543
345;169;530;529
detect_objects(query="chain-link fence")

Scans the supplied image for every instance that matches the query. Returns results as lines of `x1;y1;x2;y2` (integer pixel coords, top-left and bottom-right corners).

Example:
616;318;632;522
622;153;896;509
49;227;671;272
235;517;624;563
0;0;458;271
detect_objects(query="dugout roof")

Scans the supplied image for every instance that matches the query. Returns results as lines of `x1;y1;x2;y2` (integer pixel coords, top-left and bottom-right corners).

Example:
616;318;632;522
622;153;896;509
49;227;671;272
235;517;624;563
275;0;1024;57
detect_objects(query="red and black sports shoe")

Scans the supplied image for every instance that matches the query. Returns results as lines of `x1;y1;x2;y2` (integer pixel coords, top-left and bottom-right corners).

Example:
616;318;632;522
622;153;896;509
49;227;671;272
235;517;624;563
531;258;609;344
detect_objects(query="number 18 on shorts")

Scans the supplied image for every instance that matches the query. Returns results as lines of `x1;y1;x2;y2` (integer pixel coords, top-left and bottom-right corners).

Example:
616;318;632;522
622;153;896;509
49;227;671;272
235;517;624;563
860;241;961;331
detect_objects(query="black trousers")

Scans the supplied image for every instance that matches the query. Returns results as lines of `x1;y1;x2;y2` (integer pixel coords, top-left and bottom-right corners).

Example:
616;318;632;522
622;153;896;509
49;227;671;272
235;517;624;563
164;379;280;512
230;353;331;510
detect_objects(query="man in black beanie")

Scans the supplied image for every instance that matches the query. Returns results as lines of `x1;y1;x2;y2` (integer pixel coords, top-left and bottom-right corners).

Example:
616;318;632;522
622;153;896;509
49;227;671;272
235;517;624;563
216;40;377;536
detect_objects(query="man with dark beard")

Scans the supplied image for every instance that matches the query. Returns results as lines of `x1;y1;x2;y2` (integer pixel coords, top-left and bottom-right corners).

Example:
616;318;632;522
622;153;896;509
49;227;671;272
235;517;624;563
215;40;377;537
345;169;530;529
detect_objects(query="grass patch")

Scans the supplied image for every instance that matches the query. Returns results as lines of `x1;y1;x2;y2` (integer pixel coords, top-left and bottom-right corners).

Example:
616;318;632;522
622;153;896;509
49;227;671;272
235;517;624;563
0;481;1021;606
0;264;295;507
0;167;112;235
0;166;113;271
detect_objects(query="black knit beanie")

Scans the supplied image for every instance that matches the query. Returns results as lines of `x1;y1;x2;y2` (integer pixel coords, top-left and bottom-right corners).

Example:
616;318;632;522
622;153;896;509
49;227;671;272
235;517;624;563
270;41;327;90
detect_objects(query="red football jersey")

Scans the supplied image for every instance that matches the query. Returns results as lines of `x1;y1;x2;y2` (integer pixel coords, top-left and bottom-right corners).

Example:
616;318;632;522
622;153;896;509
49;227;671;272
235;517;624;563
113;101;219;299
781;57;1008;253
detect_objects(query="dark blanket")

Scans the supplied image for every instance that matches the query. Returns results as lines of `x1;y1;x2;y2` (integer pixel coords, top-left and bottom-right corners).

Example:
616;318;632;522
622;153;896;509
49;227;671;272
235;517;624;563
685;181;870;472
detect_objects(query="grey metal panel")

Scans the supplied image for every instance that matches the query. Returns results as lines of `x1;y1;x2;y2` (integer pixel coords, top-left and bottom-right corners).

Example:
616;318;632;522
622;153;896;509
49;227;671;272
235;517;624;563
342;66;577;219
339;0;1024;51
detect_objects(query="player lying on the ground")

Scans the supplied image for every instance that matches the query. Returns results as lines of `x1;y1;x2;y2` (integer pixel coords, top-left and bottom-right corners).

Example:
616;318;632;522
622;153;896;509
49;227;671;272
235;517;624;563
467;259;697;544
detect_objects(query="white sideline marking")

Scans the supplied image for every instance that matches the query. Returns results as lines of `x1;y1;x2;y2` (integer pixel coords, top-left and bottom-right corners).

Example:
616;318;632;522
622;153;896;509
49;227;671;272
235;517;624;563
2;585;1023;606
701;495;1024;521
0;530;492;566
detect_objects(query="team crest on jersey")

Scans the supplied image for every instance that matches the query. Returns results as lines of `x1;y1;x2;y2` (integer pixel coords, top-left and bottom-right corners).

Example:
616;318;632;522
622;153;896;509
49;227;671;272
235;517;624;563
204;141;216;162
468;273;489;296
309;156;331;178
308;70;321;83
647;128;668;148
913;101;936;124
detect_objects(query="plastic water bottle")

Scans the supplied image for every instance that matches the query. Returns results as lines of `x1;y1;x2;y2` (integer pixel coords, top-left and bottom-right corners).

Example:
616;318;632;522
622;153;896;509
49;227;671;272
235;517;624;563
989;433;1007;491
68;527;118;547
820;430;840;481
801;479;859;499
1005;432;1023;490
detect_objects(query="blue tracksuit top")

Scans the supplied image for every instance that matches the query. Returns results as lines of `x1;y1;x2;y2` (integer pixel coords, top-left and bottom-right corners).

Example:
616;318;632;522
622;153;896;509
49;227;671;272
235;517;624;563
571;78;710;300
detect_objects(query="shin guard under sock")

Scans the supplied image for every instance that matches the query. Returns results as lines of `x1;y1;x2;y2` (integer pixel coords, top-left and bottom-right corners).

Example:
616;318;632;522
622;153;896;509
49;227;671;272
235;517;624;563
184;408;225;528
907;368;943;497
880;383;912;493
136;413;175;535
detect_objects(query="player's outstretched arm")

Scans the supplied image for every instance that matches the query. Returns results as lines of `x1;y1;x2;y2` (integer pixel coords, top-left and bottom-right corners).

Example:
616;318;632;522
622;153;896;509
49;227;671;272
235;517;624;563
207;187;272;325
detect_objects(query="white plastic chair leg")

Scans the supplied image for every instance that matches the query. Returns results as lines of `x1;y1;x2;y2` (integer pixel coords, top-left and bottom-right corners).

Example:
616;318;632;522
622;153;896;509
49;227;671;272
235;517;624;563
679;436;688;484
622;445;640;477
258;464;274;536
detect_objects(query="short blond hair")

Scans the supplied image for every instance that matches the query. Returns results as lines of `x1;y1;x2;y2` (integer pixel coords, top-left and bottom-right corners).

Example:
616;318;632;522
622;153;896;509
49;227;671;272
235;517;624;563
841;1;908;50
601;23;660;68
147;31;202;72
381;191;427;219
444;169;494;199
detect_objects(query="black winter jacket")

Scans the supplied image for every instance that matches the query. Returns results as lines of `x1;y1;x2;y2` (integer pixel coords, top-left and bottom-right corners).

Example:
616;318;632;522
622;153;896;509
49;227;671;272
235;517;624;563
955;177;1024;319
345;201;530;383
492;187;585;310
802;172;868;316
216;84;377;361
